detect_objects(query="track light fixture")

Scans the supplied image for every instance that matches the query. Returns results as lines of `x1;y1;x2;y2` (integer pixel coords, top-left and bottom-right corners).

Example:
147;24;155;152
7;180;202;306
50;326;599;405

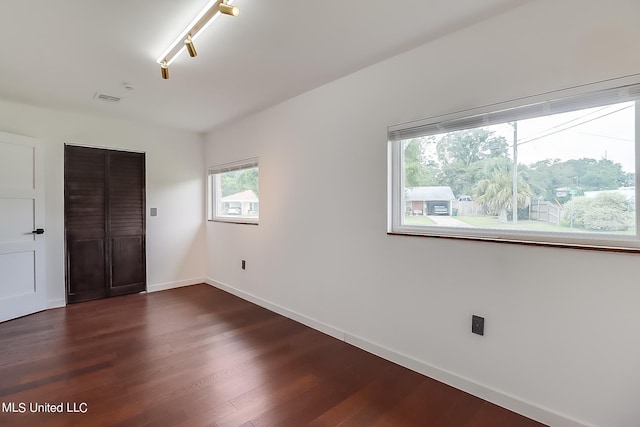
185;35;197;57
161;61;169;79
156;0;239;79
219;0;240;17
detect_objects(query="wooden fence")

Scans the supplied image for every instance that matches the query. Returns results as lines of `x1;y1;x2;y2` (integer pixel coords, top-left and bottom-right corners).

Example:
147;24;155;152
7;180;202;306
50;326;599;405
530;200;561;225
453;201;482;216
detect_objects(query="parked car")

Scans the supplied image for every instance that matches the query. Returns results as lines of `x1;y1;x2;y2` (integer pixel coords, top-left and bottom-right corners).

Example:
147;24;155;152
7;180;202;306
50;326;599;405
433;205;448;215
227;207;241;215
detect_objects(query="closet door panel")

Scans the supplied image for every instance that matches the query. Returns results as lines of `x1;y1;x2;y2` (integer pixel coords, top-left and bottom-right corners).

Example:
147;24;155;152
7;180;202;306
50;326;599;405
65;146;107;303
111;236;144;291
108;151;146;296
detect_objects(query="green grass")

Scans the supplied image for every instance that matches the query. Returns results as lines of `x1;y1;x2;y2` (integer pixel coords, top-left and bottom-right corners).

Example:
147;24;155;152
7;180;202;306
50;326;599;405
455;216;635;235
403;214;636;235
456;216;565;231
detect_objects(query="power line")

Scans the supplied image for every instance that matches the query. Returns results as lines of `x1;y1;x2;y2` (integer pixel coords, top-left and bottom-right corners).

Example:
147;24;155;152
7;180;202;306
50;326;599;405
572;130;633;142
508;104;633;148
512;105;611;142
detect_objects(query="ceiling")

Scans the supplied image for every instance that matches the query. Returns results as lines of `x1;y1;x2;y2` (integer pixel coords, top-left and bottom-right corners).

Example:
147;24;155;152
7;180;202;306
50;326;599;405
0;0;529;133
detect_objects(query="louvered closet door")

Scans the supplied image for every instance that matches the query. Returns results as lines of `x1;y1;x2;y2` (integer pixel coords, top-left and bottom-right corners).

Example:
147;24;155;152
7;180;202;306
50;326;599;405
108;151;146;296
65;146;146;303
65;146;108;303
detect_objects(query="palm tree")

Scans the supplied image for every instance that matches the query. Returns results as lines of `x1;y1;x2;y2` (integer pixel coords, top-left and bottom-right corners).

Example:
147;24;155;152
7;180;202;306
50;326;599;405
473;158;532;223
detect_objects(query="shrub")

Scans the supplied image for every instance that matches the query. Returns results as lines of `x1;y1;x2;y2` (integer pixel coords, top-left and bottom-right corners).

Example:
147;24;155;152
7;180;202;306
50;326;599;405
563;193;633;231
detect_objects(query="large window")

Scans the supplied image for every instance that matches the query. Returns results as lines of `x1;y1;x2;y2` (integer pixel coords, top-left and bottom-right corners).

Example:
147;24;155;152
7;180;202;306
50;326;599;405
389;79;640;250
208;158;259;224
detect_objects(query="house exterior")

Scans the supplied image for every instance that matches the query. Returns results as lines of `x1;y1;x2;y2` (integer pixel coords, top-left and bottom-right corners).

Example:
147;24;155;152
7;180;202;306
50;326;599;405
221;189;259;216
584;187;635;201
405;186;455;216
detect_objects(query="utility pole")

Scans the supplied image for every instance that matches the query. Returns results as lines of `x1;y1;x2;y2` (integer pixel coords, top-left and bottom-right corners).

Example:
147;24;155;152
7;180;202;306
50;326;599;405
512;121;518;224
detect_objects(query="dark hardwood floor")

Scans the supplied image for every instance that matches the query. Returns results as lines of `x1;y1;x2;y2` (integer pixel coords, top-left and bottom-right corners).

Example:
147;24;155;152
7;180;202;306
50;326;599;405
0;284;546;426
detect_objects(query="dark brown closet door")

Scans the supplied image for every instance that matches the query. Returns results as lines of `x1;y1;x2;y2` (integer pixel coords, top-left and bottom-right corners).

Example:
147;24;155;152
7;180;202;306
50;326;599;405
108;152;146;296
65;146;108;303
65;146;146;303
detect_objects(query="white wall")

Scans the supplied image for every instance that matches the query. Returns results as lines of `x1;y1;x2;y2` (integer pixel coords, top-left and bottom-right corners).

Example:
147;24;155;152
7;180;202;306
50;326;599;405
0;99;207;307
205;1;640;426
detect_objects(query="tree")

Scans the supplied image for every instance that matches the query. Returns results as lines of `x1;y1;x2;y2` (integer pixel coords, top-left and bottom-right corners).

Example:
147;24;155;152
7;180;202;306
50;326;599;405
404;138;438;187
220;168;259;197
522;159;572;201
435;129;508;195
473;158;532;223
580;158;626;190
436;128;508;167
523;157;628;203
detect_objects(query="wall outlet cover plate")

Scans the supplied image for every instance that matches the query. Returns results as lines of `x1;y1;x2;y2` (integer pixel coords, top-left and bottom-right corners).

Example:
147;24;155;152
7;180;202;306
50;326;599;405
472;315;485;336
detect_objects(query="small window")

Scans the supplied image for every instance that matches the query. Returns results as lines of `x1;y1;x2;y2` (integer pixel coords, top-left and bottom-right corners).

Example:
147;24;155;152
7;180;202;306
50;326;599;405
208;158;259;224
388;79;640;251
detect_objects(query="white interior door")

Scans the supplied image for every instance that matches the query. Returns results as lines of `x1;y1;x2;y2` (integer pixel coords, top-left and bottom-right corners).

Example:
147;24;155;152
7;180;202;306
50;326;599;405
0;131;46;323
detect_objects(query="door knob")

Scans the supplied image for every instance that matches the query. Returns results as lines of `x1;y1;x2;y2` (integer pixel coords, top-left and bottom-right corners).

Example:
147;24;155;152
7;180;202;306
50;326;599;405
31;228;45;235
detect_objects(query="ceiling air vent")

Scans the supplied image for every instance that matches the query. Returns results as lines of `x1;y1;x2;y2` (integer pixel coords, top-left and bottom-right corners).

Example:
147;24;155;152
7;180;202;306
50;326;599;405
94;93;121;103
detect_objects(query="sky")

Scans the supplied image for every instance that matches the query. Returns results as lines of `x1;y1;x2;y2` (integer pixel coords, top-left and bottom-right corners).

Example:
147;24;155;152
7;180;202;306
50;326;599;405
491;101;635;173
419;100;636;173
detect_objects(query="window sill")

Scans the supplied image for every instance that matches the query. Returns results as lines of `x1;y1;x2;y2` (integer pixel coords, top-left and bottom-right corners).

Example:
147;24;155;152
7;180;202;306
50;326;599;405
387;231;640;254
208;219;259;225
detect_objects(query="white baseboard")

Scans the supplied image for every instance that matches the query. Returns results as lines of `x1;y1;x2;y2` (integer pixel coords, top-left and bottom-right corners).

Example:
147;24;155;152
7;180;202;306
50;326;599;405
44;281;204;307
205;278;587;427
204;279;345;341
344;333;586;427
148;278;205;293
47;299;66;309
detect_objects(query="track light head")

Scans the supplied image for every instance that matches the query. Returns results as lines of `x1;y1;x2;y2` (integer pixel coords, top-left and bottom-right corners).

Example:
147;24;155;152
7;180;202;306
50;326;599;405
161;61;169;79
219;0;239;16
185;35;197;57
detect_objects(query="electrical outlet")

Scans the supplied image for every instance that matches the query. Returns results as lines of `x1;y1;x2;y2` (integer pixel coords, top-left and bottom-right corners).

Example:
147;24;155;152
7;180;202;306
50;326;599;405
241;260;246;270
472;315;484;336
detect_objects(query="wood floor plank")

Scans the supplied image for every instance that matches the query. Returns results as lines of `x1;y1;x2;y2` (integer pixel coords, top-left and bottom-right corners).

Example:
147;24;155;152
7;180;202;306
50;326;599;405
0;284;547;426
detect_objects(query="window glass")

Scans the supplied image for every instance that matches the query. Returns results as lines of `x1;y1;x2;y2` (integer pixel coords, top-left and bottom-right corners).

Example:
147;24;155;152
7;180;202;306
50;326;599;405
389;83;640;250
208;160;259;223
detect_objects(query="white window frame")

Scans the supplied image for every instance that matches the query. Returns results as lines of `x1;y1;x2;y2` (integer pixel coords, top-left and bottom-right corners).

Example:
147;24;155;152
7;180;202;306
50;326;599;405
208;157;259;224
388;76;640;251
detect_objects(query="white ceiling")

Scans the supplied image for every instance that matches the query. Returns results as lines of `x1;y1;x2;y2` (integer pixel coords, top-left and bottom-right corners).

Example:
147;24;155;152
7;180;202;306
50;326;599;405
0;0;529;133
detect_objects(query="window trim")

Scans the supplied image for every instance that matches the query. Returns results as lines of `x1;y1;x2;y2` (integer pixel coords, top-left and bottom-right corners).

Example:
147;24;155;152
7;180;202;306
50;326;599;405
208;157;259;225
388;75;640;252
